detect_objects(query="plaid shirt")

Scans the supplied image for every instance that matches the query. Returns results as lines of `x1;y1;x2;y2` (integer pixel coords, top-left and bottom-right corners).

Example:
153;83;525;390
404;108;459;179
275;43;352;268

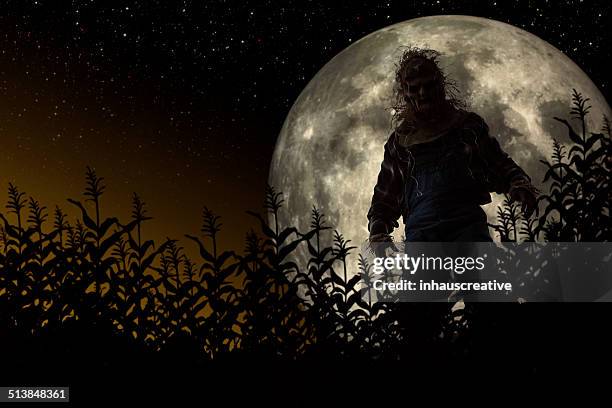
367;111;538;235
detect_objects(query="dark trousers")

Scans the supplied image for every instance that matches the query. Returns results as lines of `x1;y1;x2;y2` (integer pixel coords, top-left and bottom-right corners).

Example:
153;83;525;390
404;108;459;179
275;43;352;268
404;204;493;242
395;204;492;360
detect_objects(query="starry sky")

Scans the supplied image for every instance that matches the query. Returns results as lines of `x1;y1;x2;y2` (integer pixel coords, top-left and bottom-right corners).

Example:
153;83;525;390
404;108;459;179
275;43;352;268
0;0;609;253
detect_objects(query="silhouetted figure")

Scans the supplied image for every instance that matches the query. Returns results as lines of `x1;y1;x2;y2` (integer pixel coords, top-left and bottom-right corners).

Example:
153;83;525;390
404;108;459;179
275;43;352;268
367;47;538;244
366;47;539;361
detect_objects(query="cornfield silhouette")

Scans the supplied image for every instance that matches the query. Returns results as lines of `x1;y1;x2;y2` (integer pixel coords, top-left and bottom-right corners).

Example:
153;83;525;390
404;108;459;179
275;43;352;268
0;90;609;383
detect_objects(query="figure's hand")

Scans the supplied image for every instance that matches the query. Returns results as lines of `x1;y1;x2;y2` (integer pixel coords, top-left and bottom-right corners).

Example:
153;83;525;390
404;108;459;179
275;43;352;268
368;233;399;258
510;187;537;218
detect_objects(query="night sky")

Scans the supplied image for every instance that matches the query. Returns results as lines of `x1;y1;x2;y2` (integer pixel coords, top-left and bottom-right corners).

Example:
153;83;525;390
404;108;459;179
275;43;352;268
0;0;609;252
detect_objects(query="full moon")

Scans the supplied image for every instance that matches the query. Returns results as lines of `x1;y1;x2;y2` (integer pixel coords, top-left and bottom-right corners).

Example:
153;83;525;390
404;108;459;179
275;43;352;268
269;15;611;279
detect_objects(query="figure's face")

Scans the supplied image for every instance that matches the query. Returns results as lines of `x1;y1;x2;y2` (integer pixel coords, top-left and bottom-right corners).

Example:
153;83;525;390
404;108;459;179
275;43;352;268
403;72;444;115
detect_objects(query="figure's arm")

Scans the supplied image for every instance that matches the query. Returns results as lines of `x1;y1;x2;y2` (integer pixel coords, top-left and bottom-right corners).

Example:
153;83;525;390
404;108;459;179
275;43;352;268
473;114;539;214
367;134;403;239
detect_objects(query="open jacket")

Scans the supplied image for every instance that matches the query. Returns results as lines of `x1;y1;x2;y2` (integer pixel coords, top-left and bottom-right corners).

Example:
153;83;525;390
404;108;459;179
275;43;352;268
367;110;538;236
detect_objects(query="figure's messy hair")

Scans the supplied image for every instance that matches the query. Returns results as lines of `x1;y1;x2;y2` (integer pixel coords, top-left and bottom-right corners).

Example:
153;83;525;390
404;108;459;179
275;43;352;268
390;46;465;130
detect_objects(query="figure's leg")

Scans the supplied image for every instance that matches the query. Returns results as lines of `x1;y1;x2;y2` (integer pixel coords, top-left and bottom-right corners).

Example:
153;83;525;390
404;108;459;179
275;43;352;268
454;220;493;242
404;228;426;242
443;212;492;303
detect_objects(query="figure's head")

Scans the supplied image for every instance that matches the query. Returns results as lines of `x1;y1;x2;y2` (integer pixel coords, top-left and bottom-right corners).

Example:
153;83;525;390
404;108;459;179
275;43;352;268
392;47;463;124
